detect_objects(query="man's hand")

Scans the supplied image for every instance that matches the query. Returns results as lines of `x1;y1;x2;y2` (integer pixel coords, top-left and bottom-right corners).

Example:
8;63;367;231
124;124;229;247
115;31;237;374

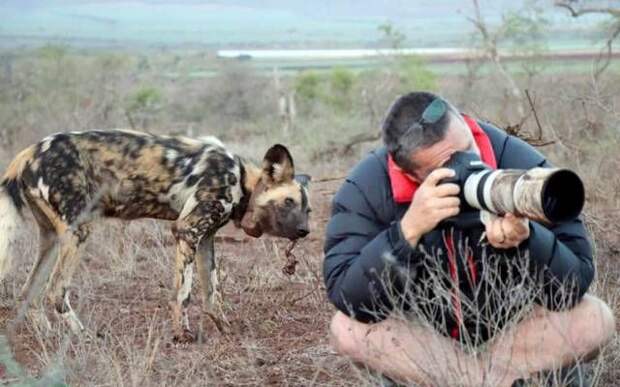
400;168;460;245
485;212;529;249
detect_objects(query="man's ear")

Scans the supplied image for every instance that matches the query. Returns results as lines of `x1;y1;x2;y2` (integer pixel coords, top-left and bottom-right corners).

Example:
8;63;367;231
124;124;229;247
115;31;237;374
262;144;294;185
294;174;311;188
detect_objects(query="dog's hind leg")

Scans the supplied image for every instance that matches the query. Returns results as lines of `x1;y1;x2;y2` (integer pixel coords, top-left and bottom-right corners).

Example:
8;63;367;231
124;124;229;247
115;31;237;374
45;224;91;334
196;235;228;334
19;227;56;331
20;197;58;303
18;196;61;330
20;228;56;301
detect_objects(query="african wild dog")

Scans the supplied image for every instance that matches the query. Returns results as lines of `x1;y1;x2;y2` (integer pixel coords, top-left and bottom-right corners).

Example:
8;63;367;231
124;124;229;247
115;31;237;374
0;129;311;342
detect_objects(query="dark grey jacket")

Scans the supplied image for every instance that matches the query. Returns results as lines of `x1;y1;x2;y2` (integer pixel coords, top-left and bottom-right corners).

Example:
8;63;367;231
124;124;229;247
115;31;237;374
323;121;593;340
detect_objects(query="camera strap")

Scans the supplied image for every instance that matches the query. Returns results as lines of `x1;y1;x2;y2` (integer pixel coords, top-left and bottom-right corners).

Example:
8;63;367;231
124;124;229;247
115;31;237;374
442;228;478;340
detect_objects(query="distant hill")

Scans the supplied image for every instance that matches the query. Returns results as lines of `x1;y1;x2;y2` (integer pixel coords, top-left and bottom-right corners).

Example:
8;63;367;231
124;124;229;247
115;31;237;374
0;0;606;50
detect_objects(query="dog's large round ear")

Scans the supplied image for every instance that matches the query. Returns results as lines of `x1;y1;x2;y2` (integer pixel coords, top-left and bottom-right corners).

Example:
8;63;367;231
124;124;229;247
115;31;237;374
262;144;294;185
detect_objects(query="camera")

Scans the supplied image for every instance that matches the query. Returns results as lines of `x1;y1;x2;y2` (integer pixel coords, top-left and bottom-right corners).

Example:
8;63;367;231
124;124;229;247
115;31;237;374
442;151;585;224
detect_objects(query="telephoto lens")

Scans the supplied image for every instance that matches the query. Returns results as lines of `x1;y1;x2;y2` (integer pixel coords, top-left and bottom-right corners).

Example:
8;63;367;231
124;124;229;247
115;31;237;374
443;151;585;224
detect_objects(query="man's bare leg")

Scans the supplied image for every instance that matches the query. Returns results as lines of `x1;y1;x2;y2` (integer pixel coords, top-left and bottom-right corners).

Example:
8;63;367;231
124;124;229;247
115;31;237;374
330;312;501;386
330;295;615;387
487;295;615;378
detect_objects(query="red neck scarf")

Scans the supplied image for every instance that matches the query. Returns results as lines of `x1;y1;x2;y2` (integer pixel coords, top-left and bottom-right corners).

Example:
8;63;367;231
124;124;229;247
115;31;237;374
388;115;497;203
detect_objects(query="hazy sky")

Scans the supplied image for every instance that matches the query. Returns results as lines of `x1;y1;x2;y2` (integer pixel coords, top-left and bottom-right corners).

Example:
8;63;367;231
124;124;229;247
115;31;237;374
0;1;602;49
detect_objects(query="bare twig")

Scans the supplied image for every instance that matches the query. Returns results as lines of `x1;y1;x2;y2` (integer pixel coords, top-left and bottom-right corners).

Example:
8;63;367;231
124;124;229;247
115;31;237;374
555;1;620;80
525;90;543;139
505;90;556;147
341;132;381;154
289;283;320;306
554;1;620;18
595;20;620;79
312;176;344;183
311;131;381;161
469;0;525;116
125;110;136;130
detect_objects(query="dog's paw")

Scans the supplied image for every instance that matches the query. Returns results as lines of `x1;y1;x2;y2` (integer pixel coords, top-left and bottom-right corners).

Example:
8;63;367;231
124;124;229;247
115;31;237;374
172;329;196;344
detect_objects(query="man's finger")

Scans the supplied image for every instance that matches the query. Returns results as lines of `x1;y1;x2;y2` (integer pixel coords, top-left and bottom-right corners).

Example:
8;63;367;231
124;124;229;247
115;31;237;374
423;168;455;187
488;224;514;248
504;237;521;247
488;218;504;244
498;236;520;248
511;214;529;234
493;241;517;249
500;219;515;241
504;214;529;238
434;183;460;198
431;197;460;209
436;206;460;220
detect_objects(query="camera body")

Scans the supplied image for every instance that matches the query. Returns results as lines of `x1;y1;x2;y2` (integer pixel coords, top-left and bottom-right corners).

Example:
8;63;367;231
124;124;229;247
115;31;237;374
442;151;584;224
440;152;490;213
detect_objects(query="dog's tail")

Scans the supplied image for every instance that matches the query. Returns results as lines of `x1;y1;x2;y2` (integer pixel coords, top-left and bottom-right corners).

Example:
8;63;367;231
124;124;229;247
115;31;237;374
0;145;35;280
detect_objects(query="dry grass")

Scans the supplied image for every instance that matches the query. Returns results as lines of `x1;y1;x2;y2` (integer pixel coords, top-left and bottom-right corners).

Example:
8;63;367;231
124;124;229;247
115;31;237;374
1;162;617;386
0;179;363;386
0;53;618;386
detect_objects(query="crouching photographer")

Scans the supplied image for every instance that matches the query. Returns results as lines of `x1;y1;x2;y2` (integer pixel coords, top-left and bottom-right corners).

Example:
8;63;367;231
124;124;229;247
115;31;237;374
323;92;615;386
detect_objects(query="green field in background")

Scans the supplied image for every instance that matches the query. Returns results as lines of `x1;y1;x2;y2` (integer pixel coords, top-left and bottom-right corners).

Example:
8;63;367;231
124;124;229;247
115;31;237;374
159;55;620;79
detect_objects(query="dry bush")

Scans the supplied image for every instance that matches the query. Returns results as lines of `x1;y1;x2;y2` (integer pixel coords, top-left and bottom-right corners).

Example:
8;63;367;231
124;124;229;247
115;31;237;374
349;242;609;386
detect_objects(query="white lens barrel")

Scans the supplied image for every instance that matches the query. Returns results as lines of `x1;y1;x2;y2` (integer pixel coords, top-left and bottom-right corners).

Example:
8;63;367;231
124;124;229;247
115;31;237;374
482;170;502;213
464;167;584;223
464;169;493;211
464;169;514;214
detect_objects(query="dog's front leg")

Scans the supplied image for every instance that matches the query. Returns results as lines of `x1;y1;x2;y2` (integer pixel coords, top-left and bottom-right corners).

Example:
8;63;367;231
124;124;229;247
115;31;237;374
172;192;228;343
170;232;197;343
196;235;228;334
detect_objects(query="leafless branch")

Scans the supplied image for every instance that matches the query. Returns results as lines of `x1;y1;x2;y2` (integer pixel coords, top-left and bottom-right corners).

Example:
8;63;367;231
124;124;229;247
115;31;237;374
311;131;381;161
555;1;620;80
505;90;556;147
469;0;525;116
312;175;346;183
554;1;620;18
595;20;620;79
341;131;382;154
525;89;543;139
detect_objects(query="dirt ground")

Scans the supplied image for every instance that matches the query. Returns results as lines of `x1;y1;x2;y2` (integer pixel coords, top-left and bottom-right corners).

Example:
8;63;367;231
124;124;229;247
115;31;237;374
0;169;618;386
0;178;366;386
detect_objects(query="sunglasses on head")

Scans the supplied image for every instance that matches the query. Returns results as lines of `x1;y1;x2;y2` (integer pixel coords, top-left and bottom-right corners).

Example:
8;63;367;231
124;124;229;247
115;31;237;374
397;98;448;142
420;98;448;126
390;97;449;168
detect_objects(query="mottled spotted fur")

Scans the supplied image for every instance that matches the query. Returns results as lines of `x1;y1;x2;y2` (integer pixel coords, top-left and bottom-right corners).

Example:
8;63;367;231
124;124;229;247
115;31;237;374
0;129;311;342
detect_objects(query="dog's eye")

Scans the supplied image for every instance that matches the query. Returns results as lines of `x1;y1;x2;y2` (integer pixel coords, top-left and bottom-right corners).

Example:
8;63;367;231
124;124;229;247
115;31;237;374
285;197;295;207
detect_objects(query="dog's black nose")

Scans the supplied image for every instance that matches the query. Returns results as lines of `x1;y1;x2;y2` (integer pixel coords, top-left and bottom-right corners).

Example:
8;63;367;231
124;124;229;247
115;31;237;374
297;228;309;238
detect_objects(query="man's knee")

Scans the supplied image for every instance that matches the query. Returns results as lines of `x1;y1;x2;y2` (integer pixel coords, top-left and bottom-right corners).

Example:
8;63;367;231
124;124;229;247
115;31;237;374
330;311;364;358
570;295;616;355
